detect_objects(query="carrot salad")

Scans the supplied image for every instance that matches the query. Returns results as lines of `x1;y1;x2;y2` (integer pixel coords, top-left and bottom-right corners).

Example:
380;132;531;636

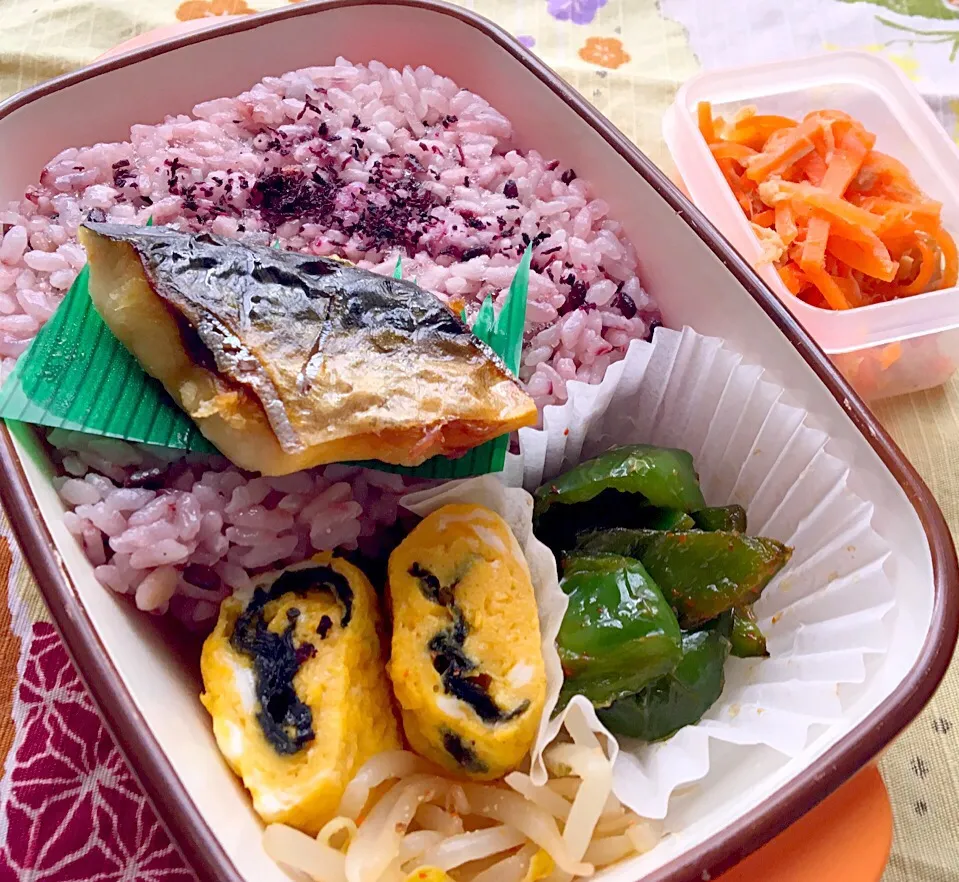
698;103;958;311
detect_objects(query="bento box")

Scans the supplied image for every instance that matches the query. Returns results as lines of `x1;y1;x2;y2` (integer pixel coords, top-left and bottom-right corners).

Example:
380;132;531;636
664;51;959;402
0;3;956;882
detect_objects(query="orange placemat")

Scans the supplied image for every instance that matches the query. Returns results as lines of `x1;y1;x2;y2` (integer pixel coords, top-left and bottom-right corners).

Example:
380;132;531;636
719;766;892;882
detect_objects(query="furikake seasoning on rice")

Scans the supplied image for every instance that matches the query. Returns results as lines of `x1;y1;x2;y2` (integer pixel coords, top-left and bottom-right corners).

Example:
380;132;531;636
0;58;660;624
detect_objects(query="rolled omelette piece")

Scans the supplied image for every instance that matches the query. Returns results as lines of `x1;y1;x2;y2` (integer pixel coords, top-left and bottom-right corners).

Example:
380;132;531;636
78;222;537;475
200;552;400;833
388;504;547;779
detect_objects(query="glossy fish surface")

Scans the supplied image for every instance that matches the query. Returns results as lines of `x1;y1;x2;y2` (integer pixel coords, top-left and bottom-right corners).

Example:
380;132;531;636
79;222;536;474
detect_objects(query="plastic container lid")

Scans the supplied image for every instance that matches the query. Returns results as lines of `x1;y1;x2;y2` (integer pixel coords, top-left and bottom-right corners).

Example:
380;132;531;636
663;50;959;357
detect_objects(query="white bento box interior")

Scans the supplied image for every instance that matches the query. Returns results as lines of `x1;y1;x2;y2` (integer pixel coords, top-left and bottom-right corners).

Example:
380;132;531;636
0;4;934;880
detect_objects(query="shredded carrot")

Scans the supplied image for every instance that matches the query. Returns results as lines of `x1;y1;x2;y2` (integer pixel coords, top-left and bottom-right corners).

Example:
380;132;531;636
697;102;715;145
817;121;836;162
804;264;851;310
774;202;799;246
820;128;871;197
901;236;937;296
861;198;942;221
799;152;827;186
759;180;884;231
778;264;806;295
710;142;757;165
860;151;915;186
745;120;820;181
833;274;862;308
698;101;958;315
827;236;898;284
879;342;903;370
800;214;830;273
725;114;797;149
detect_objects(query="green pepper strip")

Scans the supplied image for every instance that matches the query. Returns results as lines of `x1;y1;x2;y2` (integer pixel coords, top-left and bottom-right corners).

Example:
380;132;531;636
598;614;732;741
534;445;706;518
557;554;682;709
692;504;747;533
640;531;791;629
730;605;769;658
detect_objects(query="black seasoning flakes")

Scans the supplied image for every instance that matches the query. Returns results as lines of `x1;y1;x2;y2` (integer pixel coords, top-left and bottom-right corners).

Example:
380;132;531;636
316;615;334;639
617;289;637;319
560;279;588;315
296;95;324;120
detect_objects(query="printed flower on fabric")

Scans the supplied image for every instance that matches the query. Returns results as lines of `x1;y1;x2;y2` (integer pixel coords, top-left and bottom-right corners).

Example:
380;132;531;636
836;0;959;21
176;0;254;21
0;623;196;881
823;42;920;80
547;0;609;26
579;36;631;70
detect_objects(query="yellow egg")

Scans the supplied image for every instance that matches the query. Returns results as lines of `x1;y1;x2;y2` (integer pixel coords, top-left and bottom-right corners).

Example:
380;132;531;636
200;552;401;834
524;849;555;882
388;504;547;780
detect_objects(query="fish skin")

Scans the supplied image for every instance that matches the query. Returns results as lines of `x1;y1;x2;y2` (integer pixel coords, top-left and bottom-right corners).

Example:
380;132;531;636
80;222;535;460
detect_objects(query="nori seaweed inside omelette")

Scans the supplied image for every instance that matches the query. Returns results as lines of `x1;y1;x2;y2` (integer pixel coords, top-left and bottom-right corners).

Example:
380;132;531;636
200;553;400;833
387;504;547;780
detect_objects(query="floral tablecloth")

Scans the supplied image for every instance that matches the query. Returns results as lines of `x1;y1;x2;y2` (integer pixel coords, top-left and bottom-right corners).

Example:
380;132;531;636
1;0;959;879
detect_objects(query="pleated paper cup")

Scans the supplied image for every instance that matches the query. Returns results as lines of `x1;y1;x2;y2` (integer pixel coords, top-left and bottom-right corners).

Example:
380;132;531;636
507;326;895;820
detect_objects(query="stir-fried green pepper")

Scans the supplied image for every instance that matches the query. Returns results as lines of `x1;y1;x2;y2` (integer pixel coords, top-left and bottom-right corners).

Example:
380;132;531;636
644;508;697;531
539;444;788;735
597;615;732;741
557;554;682;708
692;505;747;533
534;445;706;519
572;527;661;559
640;532;791;629
691;505;769;656
533;494;649;554
534;446;706;552
730;605;769;658
552;508;697;557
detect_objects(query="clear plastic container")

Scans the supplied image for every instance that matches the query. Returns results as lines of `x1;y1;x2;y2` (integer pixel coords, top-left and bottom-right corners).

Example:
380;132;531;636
663;50;959;401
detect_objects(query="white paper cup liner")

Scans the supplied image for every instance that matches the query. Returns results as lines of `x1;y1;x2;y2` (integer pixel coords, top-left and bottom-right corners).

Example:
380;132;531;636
505;326;896;820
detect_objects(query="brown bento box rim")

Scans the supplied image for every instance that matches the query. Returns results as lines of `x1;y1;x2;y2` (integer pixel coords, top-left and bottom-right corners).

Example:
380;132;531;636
0;1;955;880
